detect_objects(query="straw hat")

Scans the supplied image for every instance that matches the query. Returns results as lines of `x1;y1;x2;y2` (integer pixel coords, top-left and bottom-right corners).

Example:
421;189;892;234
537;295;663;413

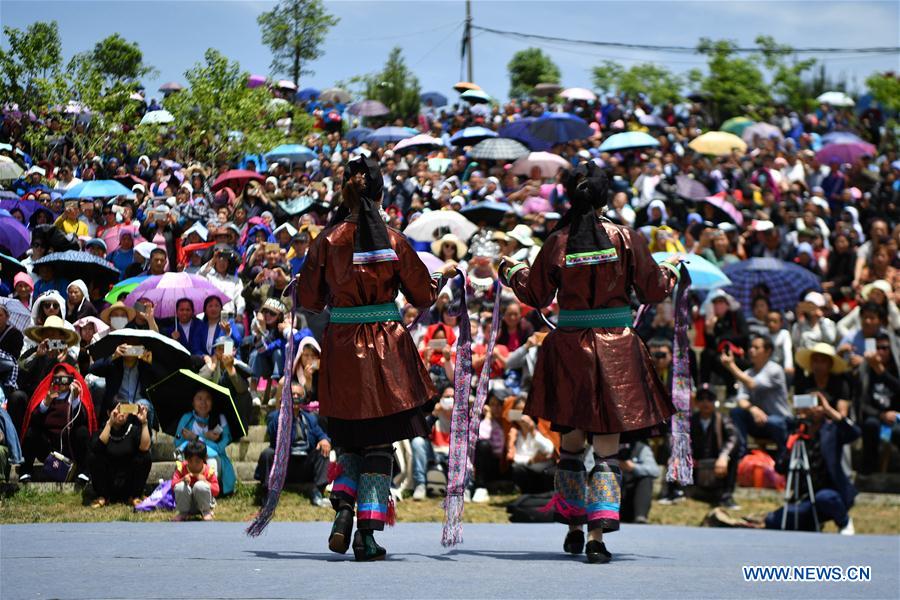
431;233;468;258
24;315;79;346
506;224;535;247
795;342;850;375
100;301;137;325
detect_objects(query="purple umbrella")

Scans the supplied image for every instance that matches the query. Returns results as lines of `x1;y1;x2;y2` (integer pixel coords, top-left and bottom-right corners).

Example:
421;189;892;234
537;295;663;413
699;193;743;227
816;142;877;165
247;74;267;89
348;100;390;117
416;251;444;273
675;175;709;200
0;214;30;257
124;272;229;319
741;122;783;144
0;199;42;222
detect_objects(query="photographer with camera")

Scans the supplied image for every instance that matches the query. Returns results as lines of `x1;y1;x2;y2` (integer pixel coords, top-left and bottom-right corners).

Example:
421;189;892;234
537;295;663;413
89;401;151;508
699;290;749;395
762;392;860;534
723;335;792;458
198;245;245;326
88;341;161;429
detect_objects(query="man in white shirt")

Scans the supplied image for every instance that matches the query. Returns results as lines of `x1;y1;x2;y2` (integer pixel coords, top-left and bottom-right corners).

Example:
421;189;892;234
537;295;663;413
508;413;555;493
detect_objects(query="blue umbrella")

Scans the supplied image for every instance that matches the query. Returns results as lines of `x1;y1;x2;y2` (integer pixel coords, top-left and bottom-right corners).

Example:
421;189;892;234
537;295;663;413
652;252;730;291
345;127;373;144
265;144;316;164
62;179;134;199
296;87;320;101
460;200;512;226
820;131;864;145
365;126;418;144
460;89;492;104
722;258;821;314
449;126;497;147
421;91;448;106
498;117;552;151
33;250;120;286
0;215;30;257
527;113;593;145
237;154;268;172
599;131;660;152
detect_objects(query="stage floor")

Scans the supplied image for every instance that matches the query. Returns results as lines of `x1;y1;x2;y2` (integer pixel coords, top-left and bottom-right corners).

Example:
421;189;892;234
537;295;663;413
2;522;897;599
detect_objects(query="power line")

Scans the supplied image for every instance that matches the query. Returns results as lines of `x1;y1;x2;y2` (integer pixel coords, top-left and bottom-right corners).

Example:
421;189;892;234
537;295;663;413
473;24;900;55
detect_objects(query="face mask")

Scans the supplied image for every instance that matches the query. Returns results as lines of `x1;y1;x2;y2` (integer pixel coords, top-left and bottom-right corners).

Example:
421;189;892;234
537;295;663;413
440;396;454;411
110;317;128;330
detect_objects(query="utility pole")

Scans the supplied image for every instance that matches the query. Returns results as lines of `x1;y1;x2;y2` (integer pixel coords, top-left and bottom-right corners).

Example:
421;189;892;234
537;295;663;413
465;0;473;82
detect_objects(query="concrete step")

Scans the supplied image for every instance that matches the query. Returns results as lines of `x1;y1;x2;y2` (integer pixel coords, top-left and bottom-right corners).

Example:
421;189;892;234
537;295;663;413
226;442;269;462
151;429;269;463
147;460;259;483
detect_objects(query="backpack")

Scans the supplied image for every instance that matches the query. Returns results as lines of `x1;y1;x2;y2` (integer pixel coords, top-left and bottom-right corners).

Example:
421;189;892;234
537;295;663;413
737;450;785;490
506;492;555;523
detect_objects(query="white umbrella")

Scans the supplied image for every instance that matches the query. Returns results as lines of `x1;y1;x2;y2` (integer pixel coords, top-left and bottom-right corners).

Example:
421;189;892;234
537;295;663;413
0;297;32;331
403;210;478;243
0;156;24;181
393;134;443;152
276;79;297;91
816;91;855;107
510;151;571;179
139;110;174;125
560;87;597;102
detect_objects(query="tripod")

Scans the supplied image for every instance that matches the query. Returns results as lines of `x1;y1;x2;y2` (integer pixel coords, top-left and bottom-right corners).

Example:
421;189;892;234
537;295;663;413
780;434;819;532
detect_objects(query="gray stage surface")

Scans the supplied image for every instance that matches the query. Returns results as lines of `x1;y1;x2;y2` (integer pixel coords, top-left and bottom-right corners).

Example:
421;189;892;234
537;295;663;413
1;522;897;599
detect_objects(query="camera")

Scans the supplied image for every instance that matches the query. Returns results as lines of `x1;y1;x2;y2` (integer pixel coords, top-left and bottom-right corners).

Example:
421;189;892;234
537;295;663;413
47;339;68;351
52;375;73;386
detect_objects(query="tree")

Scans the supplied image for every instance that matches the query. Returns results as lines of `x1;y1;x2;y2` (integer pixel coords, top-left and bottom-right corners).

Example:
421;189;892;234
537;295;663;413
755;35;816;112
696;38;770;122
865;71;900;114
507;48;560;99
68;34;155;89
350;47;422;122
591;61;683;105
257;0;339;87
0;21;64;111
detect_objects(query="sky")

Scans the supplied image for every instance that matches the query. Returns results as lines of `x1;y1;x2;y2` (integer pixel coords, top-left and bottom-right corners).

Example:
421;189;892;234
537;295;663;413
1;0;898;103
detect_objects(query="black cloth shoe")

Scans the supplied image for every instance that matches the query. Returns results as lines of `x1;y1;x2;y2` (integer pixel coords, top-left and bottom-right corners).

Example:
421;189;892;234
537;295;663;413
564;530;584;555
585;540;612;564
328;507;354;554
352;530;387;562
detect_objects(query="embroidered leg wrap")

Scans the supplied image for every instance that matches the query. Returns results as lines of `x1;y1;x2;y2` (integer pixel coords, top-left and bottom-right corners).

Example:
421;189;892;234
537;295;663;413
329;450;362;511
587;453;621;533
546;450;587;525
357;448;394;531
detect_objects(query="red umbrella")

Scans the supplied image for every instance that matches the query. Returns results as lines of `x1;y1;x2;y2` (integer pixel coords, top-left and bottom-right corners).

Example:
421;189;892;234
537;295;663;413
211;169;265;194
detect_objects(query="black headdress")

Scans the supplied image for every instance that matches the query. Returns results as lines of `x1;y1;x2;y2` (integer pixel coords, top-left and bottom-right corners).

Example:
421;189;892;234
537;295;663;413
331;155;397;264
554;161;617;266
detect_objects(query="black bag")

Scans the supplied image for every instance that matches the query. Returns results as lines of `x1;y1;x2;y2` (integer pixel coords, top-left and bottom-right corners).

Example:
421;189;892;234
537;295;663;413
506;492;555;523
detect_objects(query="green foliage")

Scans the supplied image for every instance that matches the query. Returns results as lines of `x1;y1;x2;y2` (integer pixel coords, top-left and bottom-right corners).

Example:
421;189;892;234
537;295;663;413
0;21;64;112
507;48;560;99
68;34;155;89
754;35;817;112
591;60;683;105
350;47;422;121
696;38;771;122
865;71;900;113
257;0;339;86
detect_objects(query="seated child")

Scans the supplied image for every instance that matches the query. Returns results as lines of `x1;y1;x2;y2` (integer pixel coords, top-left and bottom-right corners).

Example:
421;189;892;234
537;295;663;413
172;440;220;521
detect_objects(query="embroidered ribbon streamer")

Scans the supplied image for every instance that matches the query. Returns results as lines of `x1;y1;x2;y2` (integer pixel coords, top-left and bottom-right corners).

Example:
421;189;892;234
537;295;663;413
246;280;298;537
442;277;502;548
666;264;694;485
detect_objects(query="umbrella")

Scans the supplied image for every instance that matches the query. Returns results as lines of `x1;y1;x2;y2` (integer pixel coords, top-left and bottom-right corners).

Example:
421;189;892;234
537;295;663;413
345;127;373;144
31;224;78;253
532;83;562;97
453;81;481;92
416;251;444;274
460;201;512;226
247;74;267;89
816;142;876;165
722;258;821;315
366;126;417;144
158;82;183;92
0;156;24;181
319;87;352;104
104;275;149;304
675;175;710;201
124;272;229;319
0;215;30;257
699;193;743;227
498;118;552;151
510;151;571;179
147;369;246;439
0;250;26;278
449;126;497;147
403;210;478;243
560;87;597;102
211;169;265;193
64;179;134;199
599;131;660;152
816;91;854;107
33;251;120;287
112;174;148;190
721;117;754;136
652;252;730;291
348;100;389;117
460;89;492;104
276;79;297;91
139;110;174;125
296;87;320;101
265;144;315;164
421;91;448;106
277;196;330;217
638;114;669;128
688;131;747;156
468;138;530;161
527;113;593;144
0;296;31;330
129;92;144;102
393;134;443;153
100;225;143;254
821;131;865;145
88;328;192;373
741;122;784;144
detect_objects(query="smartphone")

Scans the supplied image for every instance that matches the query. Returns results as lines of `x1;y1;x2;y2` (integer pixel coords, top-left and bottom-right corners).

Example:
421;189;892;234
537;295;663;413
124;345;145;357
507;409;524;422
119;403;138;415
793;394;817;410
265;243;280;253
864;338;877;354
428;339;448;350
311;359;319;370
222;340;234;355
533;332;548;345
134;301;147;315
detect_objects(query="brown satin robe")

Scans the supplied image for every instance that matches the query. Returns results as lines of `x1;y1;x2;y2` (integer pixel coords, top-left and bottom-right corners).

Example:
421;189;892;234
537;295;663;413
297;221;439;421
507;221;677;435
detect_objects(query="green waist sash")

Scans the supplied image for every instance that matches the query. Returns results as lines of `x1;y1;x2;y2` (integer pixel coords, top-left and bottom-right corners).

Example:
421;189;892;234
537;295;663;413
329;302;402;324
556;306;633;328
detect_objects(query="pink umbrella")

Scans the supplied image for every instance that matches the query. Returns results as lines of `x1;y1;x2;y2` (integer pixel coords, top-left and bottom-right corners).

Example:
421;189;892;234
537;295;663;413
700;193;743;227
124;272;229;319
276;79;297;91
393;134;443;153
101;225;145;254
247;74;267;89
211;169;265;193
560;87;597;102
510;151;571;179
